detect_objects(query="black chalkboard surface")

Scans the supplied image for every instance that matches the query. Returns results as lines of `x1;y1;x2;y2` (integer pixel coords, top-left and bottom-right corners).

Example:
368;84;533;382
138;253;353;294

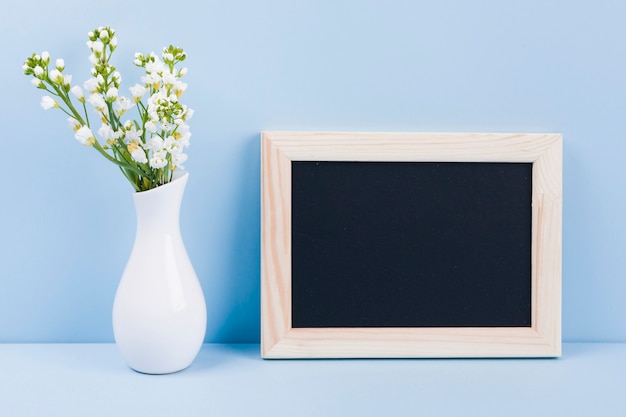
292;161;533;328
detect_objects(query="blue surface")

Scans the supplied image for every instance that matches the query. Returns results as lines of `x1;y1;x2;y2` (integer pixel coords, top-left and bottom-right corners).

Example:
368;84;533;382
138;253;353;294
1;343;625;417
1;0;625;343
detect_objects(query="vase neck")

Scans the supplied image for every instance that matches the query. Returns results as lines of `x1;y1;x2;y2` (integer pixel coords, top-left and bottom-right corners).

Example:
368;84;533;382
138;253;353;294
132;172;189;231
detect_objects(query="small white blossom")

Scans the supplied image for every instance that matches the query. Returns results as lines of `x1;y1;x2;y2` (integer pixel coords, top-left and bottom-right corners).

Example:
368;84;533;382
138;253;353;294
112;71;122;86
49;69;62;83
87;93;107;112
106;87;118;101
55;58;65;70
74;125;95;146
141;72;161;87
40;95;58;110
129;84;147;103
88;39;104;54
31;78;43;88
145;58;165;74
145;135;164;151
34;66;44;77
173;123;191;142
160;121;173;132
110;36;118;48
71;85;84;101
149;150;168;169
131;147;148;164
162;71;177;88
124;123;143;144
164;136;183;154
84;77;99;93
172;152;188;167
173;80;187;98
113;96;133;116
97;124;117;142
133;52;144;66
41;51;50;62
144;120;158;133
182;107;194;121
67;117;81;132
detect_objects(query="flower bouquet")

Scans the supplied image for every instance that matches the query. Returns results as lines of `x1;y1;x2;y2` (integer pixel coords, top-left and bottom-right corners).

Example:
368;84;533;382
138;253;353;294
22;26;194;191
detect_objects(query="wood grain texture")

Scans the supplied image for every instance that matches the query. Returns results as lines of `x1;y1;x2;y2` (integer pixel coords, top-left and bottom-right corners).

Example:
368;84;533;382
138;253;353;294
261;131;562;359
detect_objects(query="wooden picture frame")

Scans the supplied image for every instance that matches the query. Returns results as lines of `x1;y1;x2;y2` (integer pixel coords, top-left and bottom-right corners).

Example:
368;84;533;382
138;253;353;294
261;131;562;358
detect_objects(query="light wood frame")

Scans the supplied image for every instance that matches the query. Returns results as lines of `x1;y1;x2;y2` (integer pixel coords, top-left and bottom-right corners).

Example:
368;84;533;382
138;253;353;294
261;131;562;358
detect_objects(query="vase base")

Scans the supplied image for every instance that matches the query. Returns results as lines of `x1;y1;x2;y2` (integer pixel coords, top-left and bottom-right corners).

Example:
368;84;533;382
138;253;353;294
128;364;191;375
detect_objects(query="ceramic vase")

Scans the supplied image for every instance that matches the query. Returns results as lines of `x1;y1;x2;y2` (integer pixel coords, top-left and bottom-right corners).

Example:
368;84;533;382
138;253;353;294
112;171;206;374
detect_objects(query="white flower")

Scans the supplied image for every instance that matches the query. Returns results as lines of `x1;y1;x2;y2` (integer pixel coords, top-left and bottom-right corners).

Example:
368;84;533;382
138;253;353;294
144;120;158;133
173;123;191;143
62;74;72;87
112;71;122;85
71;85;84;101
40;95;58;110
55;58;64;70
164;136;183;154
129;84;147;103
162;71;177;88
67;117;81;132
145;135;164;151
84;77;99;94
178;67;188;77
106;87;118;101
88;54;98;65
74;125;95;146
99;29;110;40
133;52;144;66
97;124;117;142
172;152;188;167
113;96;133;116
34;66;44;77
173;80;187;98
145;58;165;74
41;51;50;62
31;78;43;88
87;93;106;112
160;121;173;132
110;36;118;48
88;39;104;54
182;107;194;121
141;72;161;87
49;69;62;83
130;147;148;164
149;150;168;169
124;123;143;143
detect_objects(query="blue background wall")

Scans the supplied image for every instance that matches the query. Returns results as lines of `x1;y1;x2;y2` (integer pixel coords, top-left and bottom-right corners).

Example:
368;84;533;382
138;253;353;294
1;0;624;343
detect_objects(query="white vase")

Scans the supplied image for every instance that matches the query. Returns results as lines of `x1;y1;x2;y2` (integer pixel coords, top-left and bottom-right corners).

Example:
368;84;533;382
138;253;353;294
112;171;206;374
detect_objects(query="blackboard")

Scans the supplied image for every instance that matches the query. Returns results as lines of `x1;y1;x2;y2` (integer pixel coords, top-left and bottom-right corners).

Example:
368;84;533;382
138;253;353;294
261;132;562;359
291;161;532;328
